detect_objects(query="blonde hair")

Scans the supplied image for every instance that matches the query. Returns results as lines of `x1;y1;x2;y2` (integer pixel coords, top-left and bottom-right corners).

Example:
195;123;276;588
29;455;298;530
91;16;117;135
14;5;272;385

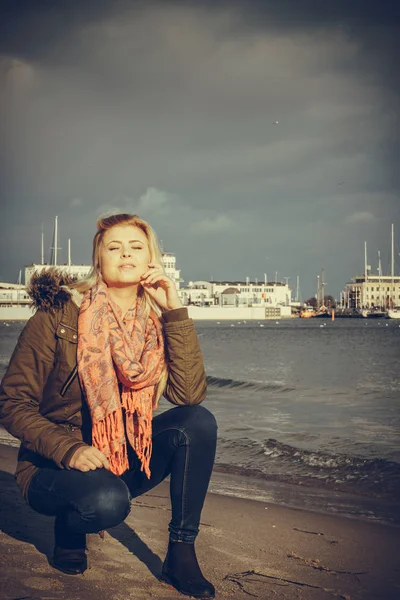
72;212;168;402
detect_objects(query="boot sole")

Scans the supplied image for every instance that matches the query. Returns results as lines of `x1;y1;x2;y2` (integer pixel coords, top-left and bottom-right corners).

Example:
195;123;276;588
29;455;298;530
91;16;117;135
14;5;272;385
160;573;215;599
51;559;87;575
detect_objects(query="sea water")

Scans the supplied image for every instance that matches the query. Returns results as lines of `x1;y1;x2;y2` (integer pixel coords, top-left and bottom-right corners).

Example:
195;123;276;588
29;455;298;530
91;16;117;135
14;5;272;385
1;319;399;524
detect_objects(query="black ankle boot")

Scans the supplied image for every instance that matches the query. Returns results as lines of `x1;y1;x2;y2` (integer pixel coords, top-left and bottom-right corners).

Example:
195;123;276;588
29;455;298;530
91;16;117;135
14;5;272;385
161;541;215;598
52;546;87;575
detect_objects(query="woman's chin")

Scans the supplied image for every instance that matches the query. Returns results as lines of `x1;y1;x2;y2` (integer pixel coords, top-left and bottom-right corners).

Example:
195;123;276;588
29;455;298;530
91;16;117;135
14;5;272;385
106;276;141;288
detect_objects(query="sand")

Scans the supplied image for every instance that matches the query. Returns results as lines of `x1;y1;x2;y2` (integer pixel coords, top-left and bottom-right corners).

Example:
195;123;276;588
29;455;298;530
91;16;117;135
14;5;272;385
0;443;399;600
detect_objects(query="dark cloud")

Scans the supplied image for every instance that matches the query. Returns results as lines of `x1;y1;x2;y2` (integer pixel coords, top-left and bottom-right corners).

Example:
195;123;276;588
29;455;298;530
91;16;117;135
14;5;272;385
0;0;399;296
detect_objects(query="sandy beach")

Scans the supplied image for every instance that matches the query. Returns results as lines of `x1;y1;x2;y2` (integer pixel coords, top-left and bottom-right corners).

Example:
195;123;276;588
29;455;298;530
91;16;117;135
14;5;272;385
0;443;399;600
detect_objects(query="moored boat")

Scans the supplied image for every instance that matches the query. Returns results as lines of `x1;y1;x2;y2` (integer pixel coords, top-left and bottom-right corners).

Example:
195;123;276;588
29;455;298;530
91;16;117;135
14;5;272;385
299;306;316;318
361;309;388;319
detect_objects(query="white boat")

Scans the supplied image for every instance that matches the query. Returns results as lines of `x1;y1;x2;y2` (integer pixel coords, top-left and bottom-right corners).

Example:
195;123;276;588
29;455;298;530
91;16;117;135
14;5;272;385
361;308;388;319
388;309;400;319
0;283;35;321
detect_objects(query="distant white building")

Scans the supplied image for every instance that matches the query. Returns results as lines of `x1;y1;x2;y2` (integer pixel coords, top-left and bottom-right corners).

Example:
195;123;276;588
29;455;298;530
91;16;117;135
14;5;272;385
343;225;400;310
161;252;182;290
24;263;92;286
0;282;34;320
0;282;31;306
344;275;400;309
179;280;292;309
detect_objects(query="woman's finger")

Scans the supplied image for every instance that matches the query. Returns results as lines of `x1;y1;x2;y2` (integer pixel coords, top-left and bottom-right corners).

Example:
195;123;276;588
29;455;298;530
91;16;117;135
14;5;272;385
88;455;105;469
77;463;90;472
92;448;110;470
143;274;165;286
74;452;101;470
141;268;162;280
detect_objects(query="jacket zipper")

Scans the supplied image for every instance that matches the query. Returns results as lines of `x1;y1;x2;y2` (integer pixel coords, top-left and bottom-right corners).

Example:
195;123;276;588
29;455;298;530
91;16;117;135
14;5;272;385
60;365;78;397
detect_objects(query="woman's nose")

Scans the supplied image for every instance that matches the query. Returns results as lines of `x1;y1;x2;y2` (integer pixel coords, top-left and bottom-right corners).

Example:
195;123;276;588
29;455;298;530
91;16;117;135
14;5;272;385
121;248;132;257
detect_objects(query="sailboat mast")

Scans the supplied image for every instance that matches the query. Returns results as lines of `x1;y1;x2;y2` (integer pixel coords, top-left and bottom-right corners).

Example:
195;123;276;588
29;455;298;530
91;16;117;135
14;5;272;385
391;224;395;308
378;250;382;309
68;239;71;267
41;223;44;265
391;224;394;278
54;216;58;266
321;268;325;306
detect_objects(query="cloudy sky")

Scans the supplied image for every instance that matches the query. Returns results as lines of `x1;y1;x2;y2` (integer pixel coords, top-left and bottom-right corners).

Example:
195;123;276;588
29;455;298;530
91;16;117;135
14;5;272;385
1;0;399;298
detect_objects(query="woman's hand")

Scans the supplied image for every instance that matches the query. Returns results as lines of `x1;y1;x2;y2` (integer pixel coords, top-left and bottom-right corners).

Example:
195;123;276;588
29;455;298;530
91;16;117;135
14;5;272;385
140;263;183;311
68;446;110;472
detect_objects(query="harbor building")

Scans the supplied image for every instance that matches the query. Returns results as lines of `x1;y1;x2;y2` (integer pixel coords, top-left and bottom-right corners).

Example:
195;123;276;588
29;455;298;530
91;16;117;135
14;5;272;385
179;280;292;308
0;282;35;320
179;280;293;318
160;252;182;290
343;275;400;310
24;263;91;286
343;225;400;310
0;282;31;306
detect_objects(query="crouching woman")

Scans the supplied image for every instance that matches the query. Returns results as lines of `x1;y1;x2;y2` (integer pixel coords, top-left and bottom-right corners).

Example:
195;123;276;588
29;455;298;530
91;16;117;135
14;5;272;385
0;213;217;599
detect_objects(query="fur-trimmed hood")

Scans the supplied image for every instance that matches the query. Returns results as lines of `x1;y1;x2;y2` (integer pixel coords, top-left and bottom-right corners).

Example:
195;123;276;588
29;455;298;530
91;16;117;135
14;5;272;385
28;268;83;311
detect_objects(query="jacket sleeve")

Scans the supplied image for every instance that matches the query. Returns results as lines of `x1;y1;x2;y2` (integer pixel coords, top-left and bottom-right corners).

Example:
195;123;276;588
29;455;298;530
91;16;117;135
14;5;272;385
0;309;87;468
162;308;207;406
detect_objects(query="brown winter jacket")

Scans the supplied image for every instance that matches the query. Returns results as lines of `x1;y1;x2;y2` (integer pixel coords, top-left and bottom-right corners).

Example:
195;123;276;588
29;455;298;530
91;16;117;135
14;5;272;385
0;272;207;500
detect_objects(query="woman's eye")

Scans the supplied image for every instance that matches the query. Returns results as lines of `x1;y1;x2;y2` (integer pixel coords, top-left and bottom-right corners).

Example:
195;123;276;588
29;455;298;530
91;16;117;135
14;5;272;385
108;245;143;251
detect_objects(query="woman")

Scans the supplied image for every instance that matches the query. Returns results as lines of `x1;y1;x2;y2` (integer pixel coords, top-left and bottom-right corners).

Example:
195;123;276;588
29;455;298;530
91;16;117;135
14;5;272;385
0;213;217;599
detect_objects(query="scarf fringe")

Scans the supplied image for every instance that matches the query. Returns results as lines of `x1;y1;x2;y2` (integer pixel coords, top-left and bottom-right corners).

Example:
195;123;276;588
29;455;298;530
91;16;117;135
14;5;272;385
92;411;129;476
123;387;154;479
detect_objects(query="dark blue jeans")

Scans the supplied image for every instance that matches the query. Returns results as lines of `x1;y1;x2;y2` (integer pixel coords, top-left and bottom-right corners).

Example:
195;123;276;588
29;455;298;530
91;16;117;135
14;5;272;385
28;405;217;548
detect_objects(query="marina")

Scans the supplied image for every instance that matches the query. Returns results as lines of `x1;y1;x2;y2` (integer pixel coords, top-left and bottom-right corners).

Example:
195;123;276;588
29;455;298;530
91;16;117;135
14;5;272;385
1;219;399;321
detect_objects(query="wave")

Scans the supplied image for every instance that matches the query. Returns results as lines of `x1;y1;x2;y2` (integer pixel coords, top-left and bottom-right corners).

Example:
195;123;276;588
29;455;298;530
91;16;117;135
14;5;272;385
206;375;295;394
215;437;400;500
260;438;399;472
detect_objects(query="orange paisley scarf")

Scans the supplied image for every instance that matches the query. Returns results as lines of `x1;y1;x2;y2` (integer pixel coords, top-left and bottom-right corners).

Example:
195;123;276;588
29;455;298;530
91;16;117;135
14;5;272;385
77;281;165;478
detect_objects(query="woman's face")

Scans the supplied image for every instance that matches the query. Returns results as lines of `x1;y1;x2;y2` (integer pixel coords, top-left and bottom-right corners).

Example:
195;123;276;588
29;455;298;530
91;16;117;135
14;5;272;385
100;224;152;288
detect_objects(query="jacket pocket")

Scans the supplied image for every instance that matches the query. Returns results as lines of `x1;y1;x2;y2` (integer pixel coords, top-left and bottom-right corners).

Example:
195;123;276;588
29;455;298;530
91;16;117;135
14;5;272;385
60;365;78;397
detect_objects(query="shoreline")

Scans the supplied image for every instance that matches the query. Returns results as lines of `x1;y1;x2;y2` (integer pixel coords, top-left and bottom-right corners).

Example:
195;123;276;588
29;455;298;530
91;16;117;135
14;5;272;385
0;443;399;599
1;426;398;527
210;467;400;528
